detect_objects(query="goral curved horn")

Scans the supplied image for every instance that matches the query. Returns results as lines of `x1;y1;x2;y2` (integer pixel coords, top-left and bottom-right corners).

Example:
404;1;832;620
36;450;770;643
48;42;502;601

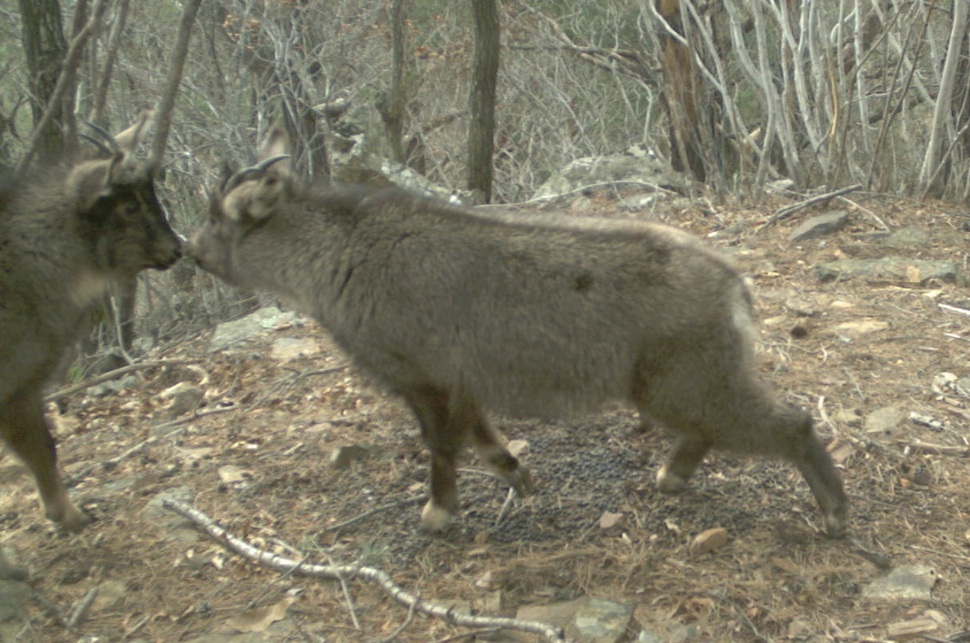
79;133;115;156
81;120;120;153
223;154;290;193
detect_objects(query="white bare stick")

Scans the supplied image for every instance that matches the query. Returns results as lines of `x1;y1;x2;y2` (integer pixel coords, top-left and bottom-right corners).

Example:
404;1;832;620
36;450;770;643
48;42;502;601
939;303;970;318
67;587;99;630
755;184;863;233
161;500;566;642
45;359;203;402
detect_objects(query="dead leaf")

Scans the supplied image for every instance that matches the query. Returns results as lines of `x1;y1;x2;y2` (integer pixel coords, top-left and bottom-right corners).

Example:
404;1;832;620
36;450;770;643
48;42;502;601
225;596;298;633
689;527;729;556
827;440;854;464
218;465;253;484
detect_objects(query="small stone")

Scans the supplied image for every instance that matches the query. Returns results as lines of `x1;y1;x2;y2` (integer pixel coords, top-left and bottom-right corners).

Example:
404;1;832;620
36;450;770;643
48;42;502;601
92;580;128;612
688;527;729;556
863;565;937;601
864;406;907;440
883;227;930;248
787;618;814;639
831;319;890;336
218;465;253;485
599;512;627;531
788;211;848;242
831;408;862;427
886;617;938;640
508;439;530;458
157;382;203;418
271;336;320;361
329;444;371;469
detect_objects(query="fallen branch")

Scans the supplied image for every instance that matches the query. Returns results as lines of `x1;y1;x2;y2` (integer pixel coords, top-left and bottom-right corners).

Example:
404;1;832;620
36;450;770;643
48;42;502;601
162;500;567;642
939;302;970;318
46;359;202;402
67;404;237;484
323;495;424;532
755;184;863;233
67;587;99;630
905;440;970;456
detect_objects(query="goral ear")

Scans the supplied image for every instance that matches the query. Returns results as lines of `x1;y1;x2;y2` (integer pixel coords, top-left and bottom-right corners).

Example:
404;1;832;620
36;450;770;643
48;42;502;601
219;172;284;224
218;150;291;223
67;157;115;211
258;127;293;180
113;110;154;152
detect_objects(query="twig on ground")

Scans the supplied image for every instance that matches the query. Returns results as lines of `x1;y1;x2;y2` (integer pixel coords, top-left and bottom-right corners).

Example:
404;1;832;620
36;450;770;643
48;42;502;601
161;500;567;642
46;359;202;402
939;303;970;318
325;552;361;631
151;403;238;434
66;587;99;630
755;184;862;233
836;196;890;231
494;487;517;527
434;628;504;643
31;586;69;629
297;364;350;379
323;496;425;532
242;364;349;414
706;592;767;642
68;404;237;484
379;594;419;643
905;440;970;456
848;538;893;570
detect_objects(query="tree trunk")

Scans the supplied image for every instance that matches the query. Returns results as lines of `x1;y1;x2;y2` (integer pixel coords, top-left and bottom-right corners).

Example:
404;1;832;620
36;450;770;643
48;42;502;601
18;0;68;161
379;0;408;165
655;0;706;182
467;0;499;203
149;0;201;166
919;0;969;197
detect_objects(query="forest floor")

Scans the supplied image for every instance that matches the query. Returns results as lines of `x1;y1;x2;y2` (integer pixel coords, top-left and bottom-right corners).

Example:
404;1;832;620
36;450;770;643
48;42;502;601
2;188;970;642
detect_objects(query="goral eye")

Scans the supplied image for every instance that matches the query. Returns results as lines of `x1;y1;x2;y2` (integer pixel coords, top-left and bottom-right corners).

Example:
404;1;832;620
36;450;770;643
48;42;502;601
125;201;140;215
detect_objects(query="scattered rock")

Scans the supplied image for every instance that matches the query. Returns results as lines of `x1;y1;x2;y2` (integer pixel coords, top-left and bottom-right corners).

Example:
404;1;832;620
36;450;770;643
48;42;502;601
831;408;863;428
156;381;204;418
599;512;627;532
143;487;200;544
931;372;970;399
573;599;635;643
225;596;298;633
784;297;817;317
218;465;254;486
864;406;907;440
787;617;814;638
515;597;634;643
886;616;939;640
882;227;930;248
863;565;937;601
271;336;321;361
508;439;530;458
618;194;663;211
0;579;30;622
329;444;372;469
209;308;300;352
86;375;139;397
92;579;128;612
788;211;848;241
688;527;729;556
532;153;689;201
815;257;958;284
829;319;890;336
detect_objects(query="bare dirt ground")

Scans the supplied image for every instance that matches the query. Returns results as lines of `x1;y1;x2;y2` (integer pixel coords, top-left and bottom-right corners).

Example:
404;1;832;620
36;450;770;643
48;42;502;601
2;191;970;642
